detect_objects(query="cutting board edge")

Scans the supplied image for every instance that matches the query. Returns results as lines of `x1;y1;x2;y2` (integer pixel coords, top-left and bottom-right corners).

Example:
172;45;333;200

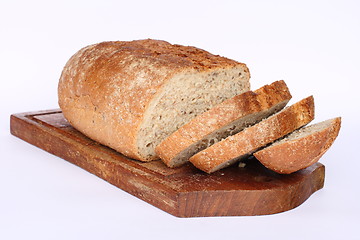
10;110;325;218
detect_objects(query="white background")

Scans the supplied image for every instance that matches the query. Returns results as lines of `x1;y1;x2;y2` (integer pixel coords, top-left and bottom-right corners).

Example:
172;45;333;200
1;0;359;239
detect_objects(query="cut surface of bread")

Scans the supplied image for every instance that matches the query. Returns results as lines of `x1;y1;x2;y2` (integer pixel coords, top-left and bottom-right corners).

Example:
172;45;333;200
253;117;341;174
137;66;249;160
155;80;292;168
189;96;315;173
58;39;250;161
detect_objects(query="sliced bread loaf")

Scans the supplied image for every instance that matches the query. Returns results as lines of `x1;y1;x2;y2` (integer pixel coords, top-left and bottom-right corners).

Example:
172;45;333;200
253;117;341;174
155;80;292;168
189;96;315;173
58;39;250;161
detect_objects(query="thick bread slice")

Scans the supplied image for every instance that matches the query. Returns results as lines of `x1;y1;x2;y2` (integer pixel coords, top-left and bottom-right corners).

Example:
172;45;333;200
189;96;315;173
253;117;341;174
155;80;292;168
58;39;250;161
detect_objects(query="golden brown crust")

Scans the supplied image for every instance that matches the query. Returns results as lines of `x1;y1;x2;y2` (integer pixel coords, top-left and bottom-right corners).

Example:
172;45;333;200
155;80;292;167
58;39;249;161
189;96;315;173
254;117;341;174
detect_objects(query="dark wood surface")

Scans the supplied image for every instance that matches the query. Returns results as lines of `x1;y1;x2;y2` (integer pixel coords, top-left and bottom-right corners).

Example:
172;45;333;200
10;109;325;217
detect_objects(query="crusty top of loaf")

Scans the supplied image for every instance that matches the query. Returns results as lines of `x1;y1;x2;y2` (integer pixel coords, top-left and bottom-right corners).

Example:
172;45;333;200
58;39;248;160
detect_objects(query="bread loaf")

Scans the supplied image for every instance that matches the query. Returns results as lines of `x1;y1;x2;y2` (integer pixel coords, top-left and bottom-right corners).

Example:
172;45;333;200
58;39;250;161
253;117;341;174
155;80;292;168
189;96;315;173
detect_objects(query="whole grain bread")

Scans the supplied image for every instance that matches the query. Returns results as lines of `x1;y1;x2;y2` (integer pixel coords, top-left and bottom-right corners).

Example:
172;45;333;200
58;39;250;161
189;96;315;173
155;80;292;168
253;117;341;174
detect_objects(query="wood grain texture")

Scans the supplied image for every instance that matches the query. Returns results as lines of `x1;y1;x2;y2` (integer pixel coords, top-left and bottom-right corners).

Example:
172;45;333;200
10;110;325;217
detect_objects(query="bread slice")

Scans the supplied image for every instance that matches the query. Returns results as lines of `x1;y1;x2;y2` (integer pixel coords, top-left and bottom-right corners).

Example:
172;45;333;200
189;96;315;173
58;39;250;161
155;80;292;168
253;117;341;174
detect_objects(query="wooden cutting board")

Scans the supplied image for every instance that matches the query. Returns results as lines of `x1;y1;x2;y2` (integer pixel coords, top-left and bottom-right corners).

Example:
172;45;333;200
10;109;325;217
